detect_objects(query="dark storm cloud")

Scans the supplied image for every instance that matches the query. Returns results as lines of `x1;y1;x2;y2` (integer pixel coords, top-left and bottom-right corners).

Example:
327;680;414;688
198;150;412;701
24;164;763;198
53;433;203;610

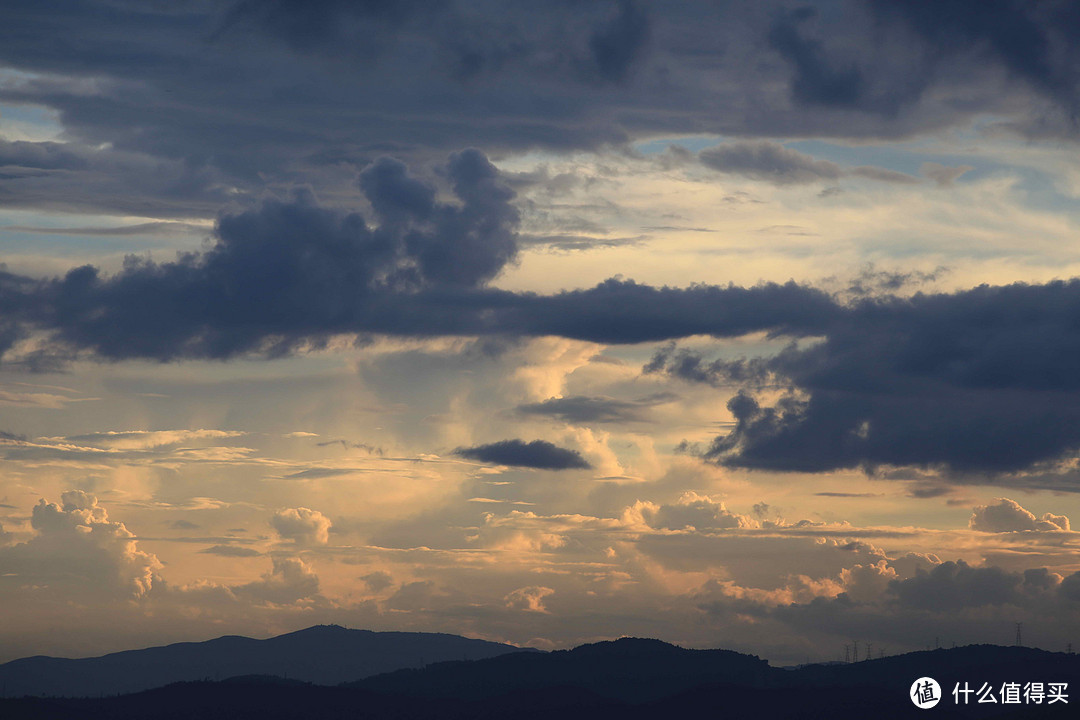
0;148;841;362
5;2;1080;485
509;279;837;345
0;0;653;204
359;151;519;287
14;194;1080;483
7;175;1080;484
642;280;1080;482
215;0;430;56
454;439;591;470
2;1;1080;217
767;1;1080;125
14;150;521;360
766;7;866;108
645;343;784;390
585;0;650;84
867;0;1080;113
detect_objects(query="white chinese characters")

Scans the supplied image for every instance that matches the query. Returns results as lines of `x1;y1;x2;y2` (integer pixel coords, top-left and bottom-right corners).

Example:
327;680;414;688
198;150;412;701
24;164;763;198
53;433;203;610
950;681;1068;705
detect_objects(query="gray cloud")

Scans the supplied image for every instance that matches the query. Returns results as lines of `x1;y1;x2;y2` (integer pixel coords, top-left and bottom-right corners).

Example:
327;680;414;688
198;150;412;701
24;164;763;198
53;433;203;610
699;141;844;185
517;395;661;424
0;167;841;363
699;141;919;186
921;161;974;186
1;221;206;237
12;218;1080;487
0;0;1076;222
644;342;766;388
234;555;320;605
687;280;1080;482
361;570;393;593
454;439;591;470
767;6;867;109
850;166;920;184
761;561;1080;655
9;150;522;362
170;520;199;530
584;0;650;84
0;138;240;218
888;560;1051;612
969;498;1071;532
868;0;1080;115
199;544;262;557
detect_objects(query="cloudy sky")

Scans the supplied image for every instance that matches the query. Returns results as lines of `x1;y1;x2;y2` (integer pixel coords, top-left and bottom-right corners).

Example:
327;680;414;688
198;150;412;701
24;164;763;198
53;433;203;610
2;0;1080;666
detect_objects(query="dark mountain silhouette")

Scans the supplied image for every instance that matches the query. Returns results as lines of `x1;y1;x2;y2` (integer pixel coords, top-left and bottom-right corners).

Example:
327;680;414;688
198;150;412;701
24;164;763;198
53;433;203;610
0;637;1077;718
0;624;530;698
348;636;769;702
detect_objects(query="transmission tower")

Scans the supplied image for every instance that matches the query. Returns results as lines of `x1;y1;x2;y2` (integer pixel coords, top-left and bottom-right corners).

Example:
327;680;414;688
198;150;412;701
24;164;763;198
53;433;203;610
1015;623;1023;647
865;642;873;661
852;640;859;661
844;644;850;663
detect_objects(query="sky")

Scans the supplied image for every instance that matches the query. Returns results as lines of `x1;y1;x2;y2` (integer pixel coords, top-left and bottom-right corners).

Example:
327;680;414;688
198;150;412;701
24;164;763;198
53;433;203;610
1;0;1080;666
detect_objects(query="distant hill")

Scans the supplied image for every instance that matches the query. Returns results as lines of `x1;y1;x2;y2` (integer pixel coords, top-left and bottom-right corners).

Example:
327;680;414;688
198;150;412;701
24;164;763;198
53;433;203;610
1;637;1078;718
0;625;532;697
348;637;770;702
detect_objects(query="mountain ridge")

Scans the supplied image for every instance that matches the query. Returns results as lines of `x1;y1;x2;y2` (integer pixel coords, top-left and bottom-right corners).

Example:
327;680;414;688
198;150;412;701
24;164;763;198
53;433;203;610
0;624;532;698
2;639;1078;719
